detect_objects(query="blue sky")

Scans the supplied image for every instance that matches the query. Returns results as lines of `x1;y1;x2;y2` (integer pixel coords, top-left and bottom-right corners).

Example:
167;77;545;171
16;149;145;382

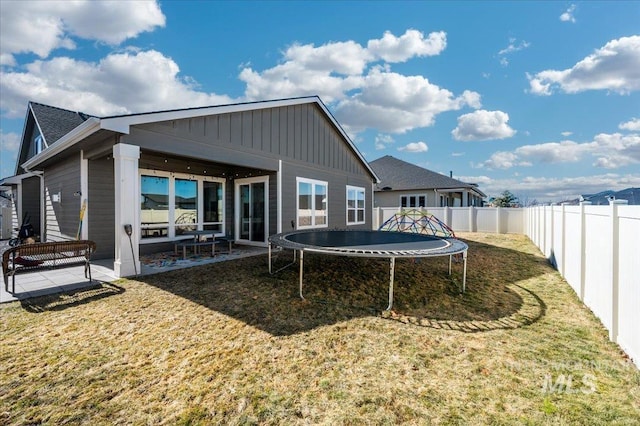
1;1;638;202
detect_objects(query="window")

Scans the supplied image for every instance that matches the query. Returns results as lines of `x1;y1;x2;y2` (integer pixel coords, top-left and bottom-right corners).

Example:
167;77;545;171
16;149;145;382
346;186;365;225
400;194;427;209
141;175;169;238
140;170;225;240
297;177;327;229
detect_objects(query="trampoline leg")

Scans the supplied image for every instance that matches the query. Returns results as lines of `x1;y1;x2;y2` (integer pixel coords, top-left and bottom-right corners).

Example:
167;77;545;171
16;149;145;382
462;250;468;293
268;243;272;274
386;257;396;311
448;255;452;275
299;250;305;300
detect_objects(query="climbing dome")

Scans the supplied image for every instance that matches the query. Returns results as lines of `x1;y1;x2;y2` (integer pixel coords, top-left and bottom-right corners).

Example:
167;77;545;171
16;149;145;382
378;209;456;238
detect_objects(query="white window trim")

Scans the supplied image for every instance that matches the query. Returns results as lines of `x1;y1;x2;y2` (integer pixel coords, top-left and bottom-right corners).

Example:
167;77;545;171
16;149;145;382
296;177;328;229
346;185;365;225
139;169;225;244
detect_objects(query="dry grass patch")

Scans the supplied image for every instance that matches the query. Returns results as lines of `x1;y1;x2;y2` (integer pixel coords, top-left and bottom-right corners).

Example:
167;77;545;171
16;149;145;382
1;233;639;425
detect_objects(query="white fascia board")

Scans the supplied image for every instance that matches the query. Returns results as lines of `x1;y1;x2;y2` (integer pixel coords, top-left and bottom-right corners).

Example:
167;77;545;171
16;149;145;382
21;117;101;170
99;97;321;134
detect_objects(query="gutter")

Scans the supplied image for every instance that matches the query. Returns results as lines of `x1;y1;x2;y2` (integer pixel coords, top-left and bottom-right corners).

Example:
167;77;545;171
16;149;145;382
21;117;101;170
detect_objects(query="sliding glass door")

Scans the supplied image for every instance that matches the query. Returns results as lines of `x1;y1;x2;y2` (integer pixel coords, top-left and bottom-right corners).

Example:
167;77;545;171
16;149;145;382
235;176;268;245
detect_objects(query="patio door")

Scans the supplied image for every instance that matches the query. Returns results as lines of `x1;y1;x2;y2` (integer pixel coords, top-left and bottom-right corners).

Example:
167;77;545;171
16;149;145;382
235;176;268;245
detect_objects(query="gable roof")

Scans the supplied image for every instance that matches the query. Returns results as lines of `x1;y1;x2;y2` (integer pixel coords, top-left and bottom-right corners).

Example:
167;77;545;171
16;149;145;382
20;96;379;182
369;155;485;196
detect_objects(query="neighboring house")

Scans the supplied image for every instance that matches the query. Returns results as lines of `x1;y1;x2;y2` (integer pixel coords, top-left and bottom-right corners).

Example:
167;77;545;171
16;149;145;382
369;155;485;208
1;97;378;277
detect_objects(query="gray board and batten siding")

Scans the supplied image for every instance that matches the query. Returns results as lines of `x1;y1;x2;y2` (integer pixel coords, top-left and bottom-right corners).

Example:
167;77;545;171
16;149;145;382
43;154;81;242
123;102;375;231
88;155;115;259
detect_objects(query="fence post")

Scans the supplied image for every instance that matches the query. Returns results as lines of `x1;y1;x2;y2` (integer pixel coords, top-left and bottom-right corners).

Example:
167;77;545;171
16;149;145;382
468;206;475;232
579;201;591;301
496;207;501;234
444;206;451;228
610;199;628;342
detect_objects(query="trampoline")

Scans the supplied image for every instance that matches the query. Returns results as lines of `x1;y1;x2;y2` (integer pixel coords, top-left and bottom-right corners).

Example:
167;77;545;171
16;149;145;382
268;229;468;310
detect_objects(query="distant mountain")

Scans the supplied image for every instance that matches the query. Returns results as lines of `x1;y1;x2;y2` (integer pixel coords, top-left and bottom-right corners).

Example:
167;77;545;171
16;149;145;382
559;187;640;205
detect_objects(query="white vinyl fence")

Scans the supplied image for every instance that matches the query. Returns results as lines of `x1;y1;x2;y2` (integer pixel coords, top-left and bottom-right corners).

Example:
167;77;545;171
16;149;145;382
527;202;640;369
373;206;525;234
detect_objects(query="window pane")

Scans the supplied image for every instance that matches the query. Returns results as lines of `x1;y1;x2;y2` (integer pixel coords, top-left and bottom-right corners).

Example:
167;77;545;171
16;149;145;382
357;190;365;209
315;184;327;225
203;181;222;224
298;182;312;226
418;196;425;207
409;196;416;207
357;210;364;222
401;197;407;208
348;210;355;223
175;179;197;234
141;175;169;239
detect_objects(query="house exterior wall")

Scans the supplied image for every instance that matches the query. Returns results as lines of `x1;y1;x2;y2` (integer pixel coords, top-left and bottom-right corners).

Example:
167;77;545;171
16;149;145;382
374;190;438;208
121;102;374;234
88;156;115;259
44;154;81;241
282;161;373;230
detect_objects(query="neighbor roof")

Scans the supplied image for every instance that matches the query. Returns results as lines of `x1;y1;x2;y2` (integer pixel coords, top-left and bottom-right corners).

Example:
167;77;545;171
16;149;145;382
369;155;485;196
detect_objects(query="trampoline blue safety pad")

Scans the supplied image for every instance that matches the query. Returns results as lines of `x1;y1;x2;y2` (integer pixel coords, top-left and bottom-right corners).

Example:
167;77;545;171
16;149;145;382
268;230;468;310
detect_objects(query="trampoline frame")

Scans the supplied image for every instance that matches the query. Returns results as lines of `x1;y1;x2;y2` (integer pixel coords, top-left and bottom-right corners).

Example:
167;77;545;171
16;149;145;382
268;229;468;311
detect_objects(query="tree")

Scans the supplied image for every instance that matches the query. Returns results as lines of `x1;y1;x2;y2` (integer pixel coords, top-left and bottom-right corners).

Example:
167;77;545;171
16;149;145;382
491;190;519;207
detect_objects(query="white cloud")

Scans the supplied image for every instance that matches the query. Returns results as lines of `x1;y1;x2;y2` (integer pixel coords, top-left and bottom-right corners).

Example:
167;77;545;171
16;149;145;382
475;132;640;170
452;110;516;141
374;134;394;150
560;4;577;23
0;0;165;66
561;131;573;137
335;68;481;134
367;29;447;62
239;29;479;134
460;173;640;202
498;38;531;56
452;152;465;157
619;117;640;131
0;50;233;118
1;130;21;178
528;36;640;95
398;141;428;152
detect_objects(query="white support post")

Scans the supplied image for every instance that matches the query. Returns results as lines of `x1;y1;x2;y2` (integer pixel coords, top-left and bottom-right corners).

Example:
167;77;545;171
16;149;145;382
610;199;628;342
578;201;591;301
113;143;141;277
496;207;502;234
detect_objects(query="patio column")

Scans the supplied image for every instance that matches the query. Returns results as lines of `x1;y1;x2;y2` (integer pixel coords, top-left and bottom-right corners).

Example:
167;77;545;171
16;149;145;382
113;143;141;277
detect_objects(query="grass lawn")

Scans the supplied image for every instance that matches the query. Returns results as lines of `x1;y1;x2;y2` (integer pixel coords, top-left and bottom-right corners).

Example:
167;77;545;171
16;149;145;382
1;233;639;425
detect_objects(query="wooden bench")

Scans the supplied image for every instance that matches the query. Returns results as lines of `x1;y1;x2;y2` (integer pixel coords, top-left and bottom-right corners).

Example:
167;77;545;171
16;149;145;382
174;240;219;260
2;240;96;294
